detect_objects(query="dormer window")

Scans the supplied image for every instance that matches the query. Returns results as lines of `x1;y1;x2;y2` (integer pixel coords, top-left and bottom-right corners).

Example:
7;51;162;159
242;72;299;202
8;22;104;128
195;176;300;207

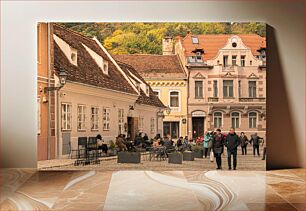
70;48;77;65
192;36;199;44
70;48;78;66
103;62;108;75
83;44;108;75
196;52;202;61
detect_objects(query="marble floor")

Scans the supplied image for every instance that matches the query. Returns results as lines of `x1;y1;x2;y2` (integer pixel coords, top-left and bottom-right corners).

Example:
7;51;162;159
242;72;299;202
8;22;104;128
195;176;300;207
0;169;304;210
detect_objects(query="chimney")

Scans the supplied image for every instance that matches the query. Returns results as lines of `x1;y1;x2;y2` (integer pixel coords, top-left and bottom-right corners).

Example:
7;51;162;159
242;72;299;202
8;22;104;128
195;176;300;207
162;36;173;55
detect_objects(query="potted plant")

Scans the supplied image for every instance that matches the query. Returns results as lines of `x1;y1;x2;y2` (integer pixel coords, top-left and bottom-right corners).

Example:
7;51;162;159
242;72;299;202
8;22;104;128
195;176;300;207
168;151;183;164
191;145;203;158
183;150;194;161
117;151;141;163
108;140;116;156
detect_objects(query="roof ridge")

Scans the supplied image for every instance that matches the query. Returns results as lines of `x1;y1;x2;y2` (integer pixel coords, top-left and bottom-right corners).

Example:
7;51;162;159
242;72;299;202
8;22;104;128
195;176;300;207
115;54;177;57
53;23;98;43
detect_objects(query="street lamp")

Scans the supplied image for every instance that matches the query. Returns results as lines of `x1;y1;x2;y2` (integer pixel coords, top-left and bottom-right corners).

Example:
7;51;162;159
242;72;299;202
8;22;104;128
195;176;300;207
44;68;67;92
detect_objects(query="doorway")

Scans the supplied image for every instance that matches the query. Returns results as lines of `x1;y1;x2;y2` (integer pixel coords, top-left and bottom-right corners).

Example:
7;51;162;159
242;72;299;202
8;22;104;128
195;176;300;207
127;117;138;141
192;117;204;139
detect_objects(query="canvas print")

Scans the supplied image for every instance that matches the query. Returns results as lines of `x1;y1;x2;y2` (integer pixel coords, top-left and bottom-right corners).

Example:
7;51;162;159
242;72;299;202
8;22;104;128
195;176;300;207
37;22;266;170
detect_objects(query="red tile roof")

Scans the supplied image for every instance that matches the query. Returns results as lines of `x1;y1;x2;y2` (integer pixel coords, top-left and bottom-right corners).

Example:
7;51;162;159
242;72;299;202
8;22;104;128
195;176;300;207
52;24;164;108
52;24;138;95
113;54;187;78
117;61;165;108
179;33;266;61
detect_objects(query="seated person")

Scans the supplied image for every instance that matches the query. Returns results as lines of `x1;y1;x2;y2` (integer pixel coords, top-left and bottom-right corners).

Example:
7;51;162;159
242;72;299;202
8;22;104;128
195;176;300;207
152;139;160;148
158;138;164;146
134;133;143;148
164;136;174;150
97;134;108;155
115;134;127;151
177;136;184;151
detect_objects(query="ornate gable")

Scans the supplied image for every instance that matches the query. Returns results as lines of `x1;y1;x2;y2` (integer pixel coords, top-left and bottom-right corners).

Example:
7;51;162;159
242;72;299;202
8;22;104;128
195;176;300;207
222;72;235;78
247;73;259;79
193;72;206;79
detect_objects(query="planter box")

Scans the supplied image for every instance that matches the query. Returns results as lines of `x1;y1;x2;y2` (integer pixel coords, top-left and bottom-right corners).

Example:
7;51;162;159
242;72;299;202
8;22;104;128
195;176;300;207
183;151;194;161
168;153;183;164
117;151;141;163
193;150;203;158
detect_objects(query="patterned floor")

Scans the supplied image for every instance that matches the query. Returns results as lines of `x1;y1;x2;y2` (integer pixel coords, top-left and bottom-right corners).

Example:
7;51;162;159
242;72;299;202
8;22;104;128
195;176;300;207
0;168;304;210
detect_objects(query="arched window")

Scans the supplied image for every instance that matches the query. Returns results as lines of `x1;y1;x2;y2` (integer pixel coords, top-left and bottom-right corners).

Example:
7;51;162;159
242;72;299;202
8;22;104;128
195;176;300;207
213;112;222;128
231;112;240;128
249;112;257;128
169;91;179;108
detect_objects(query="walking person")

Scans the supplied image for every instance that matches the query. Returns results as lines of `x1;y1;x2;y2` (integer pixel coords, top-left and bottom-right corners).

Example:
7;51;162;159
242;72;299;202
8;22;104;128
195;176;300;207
225;128;240;170
203;132;212;158
250;133;263;157
239;132;249;155
213;129;225;170
262;135;266;160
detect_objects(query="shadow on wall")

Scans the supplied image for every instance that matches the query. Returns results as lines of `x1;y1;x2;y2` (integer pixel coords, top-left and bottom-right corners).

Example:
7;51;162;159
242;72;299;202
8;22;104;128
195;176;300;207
266;25;300;170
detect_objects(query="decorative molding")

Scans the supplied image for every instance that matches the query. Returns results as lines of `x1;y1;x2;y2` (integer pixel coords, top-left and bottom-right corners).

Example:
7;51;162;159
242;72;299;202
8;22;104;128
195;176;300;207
193;72;206;79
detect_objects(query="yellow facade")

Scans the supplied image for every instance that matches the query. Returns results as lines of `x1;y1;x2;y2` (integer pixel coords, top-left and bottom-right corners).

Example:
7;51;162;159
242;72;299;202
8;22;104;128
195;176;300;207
146;79;188;139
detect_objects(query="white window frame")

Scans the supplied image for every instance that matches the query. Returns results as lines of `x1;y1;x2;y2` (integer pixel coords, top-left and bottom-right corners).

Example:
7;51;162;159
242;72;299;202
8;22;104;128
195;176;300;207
248;80;257;98
249;111;258;128
118;108;124;134
231;112;241;129
241;55;246;67
232;55;237;65
37;97;41;134
213;112;223;128
138;115;144;131
61;103;72;131
150;117;155;134
153;89;161;99
77;104;86;131
195;80;203;99
168;90;181;112
223;80;234;98
91;106;99;131
213;80;218;97
103;107;110;131
191;36;199;44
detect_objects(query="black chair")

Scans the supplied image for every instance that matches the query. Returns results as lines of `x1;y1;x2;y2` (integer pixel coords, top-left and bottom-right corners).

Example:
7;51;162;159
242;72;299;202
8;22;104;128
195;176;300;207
73;137;87;166
86;137;100;165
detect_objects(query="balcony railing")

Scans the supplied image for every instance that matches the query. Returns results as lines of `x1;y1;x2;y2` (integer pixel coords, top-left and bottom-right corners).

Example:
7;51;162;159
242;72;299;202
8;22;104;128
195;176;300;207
208;97;219;102
239;97;266;102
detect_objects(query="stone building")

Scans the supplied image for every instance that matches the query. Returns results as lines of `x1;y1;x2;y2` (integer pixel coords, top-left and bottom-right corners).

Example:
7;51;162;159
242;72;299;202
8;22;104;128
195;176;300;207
38;23;164;159
114;53;188;139
174;32;266;138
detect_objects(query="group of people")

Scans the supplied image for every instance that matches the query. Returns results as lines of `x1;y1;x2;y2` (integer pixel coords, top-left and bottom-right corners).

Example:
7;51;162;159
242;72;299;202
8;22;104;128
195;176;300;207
200;128;265;170
115;133;152;152
96;128;266;171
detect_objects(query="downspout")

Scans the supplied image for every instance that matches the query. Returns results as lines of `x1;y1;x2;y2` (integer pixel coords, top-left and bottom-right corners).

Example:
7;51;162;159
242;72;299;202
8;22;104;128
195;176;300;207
47;23;51;160
55;89;59;159
187;68;191;139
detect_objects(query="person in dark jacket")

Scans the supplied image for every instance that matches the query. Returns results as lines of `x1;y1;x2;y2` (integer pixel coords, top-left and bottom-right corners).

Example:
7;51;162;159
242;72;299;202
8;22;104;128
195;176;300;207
225;128;240;170
213;129;225;170
177;136;183;151
134;133;143;148
239;132;249;155
250;133;263;157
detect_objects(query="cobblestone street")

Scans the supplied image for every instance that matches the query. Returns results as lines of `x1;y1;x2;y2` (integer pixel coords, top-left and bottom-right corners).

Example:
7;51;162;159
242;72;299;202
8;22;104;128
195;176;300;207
39;146;265;171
